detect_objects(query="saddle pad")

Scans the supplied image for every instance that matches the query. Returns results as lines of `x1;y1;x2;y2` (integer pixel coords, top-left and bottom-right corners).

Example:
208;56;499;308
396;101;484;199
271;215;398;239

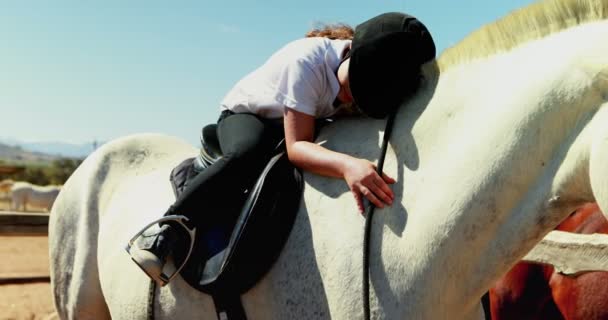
169;157;202;197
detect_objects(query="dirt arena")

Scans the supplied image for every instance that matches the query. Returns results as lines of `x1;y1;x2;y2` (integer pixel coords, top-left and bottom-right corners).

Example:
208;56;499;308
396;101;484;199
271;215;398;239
0;235;56;320
0;197;56;320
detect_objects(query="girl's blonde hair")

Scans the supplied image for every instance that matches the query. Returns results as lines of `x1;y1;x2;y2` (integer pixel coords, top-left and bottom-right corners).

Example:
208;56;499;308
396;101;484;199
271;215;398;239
306;23;354;40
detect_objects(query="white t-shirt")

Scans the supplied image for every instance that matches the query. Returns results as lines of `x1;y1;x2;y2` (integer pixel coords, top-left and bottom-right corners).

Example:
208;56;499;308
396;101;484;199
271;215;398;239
220;37;351;119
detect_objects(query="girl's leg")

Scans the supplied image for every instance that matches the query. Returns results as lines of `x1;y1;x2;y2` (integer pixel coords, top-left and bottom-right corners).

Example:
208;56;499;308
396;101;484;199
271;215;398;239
130;112;282;283
166;112;282;225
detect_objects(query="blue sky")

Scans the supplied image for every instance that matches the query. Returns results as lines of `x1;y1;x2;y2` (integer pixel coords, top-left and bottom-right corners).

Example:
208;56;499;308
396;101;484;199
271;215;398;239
1;0;536;146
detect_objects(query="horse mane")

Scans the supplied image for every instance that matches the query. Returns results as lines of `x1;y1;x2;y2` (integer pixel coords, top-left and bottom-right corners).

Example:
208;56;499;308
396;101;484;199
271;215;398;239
437;0;608;70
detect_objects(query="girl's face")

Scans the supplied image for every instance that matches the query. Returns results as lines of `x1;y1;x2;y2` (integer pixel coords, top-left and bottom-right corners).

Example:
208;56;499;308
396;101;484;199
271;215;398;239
335;58;359;116
336;58;354;104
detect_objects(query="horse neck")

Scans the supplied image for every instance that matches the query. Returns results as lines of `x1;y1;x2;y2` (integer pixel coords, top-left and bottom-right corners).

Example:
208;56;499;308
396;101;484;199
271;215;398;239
380;20;608;315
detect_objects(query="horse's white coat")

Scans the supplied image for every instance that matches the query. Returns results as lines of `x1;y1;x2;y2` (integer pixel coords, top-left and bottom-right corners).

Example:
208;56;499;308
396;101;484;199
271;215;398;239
49;9;608;320
10;181;61;211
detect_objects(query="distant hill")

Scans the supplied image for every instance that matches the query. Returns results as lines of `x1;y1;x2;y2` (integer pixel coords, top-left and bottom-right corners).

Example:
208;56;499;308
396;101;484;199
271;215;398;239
19;141;95;159
0;142;63;163
0;138;96;159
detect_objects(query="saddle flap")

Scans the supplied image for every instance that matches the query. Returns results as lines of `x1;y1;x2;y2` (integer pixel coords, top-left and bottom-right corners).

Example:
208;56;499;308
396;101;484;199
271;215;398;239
170;150;303;295
199;151;287;286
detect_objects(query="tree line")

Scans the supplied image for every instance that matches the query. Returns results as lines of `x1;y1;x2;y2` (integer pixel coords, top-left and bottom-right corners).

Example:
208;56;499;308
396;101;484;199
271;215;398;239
0;158;82;186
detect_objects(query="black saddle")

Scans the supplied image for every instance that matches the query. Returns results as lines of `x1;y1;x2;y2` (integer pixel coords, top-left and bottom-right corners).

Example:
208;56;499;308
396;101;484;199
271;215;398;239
169;123;303;318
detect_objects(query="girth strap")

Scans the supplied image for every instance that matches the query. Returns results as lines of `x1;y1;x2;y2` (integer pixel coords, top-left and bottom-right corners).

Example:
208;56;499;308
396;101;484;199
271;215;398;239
145;281;247;319
212;292;247;320
147;280;157;320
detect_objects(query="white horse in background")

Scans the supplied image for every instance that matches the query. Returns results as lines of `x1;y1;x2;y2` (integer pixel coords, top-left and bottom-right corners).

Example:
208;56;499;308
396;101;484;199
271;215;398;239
11;181;61;212
49;0;608;319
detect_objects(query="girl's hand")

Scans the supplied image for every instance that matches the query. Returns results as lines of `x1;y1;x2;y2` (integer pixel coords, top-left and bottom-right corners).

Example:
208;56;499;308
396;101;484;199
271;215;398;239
342;158;396;214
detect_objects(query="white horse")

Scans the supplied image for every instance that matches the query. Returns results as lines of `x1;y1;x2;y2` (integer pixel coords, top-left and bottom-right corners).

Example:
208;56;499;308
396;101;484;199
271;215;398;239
11;181;61;212
49;0;608;319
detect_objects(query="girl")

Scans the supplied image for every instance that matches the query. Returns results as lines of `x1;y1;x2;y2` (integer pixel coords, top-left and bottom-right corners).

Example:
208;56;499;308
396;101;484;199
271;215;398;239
130;11;436;284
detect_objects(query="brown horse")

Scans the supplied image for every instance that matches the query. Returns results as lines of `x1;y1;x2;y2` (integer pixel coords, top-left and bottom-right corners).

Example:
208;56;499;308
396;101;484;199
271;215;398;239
0;179;13;194
489;202;608;320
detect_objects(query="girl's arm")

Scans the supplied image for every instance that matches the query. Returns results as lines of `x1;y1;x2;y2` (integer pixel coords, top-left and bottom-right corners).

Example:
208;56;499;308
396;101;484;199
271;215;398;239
283;107;394;213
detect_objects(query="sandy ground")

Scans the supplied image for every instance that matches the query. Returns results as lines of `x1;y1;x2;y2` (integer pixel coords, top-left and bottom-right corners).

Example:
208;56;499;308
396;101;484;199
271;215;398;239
0;283;56;320
0;195;59;319
0;232;56;319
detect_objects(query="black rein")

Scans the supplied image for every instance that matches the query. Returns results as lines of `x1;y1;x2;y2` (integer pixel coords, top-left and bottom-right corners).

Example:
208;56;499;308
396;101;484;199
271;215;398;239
363;110;396;320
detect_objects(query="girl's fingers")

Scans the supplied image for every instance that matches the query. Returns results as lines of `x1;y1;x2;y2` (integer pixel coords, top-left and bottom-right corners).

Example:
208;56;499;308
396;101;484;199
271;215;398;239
359;186;384;209
381;172;396;184
369;180;393;205
374;176;394;201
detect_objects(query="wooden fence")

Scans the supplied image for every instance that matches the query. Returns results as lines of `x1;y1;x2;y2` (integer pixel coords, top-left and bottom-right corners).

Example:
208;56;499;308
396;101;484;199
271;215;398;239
0;212;48;236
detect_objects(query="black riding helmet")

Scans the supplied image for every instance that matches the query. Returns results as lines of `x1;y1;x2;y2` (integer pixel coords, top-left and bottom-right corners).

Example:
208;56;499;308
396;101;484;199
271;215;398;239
348;12;436;119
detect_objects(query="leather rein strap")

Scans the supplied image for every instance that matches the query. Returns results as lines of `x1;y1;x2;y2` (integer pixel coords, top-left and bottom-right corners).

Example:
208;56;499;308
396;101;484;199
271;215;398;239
363;110;396;320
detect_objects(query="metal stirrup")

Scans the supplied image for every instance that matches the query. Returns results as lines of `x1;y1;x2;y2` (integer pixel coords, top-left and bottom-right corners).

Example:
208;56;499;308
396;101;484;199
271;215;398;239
126;215;197;286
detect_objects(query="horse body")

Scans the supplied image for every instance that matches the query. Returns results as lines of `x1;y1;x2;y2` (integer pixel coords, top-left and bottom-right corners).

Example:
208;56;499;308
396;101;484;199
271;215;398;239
10;181;61;211
50;1;608;319
490;203;608;320
548;206;608;320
